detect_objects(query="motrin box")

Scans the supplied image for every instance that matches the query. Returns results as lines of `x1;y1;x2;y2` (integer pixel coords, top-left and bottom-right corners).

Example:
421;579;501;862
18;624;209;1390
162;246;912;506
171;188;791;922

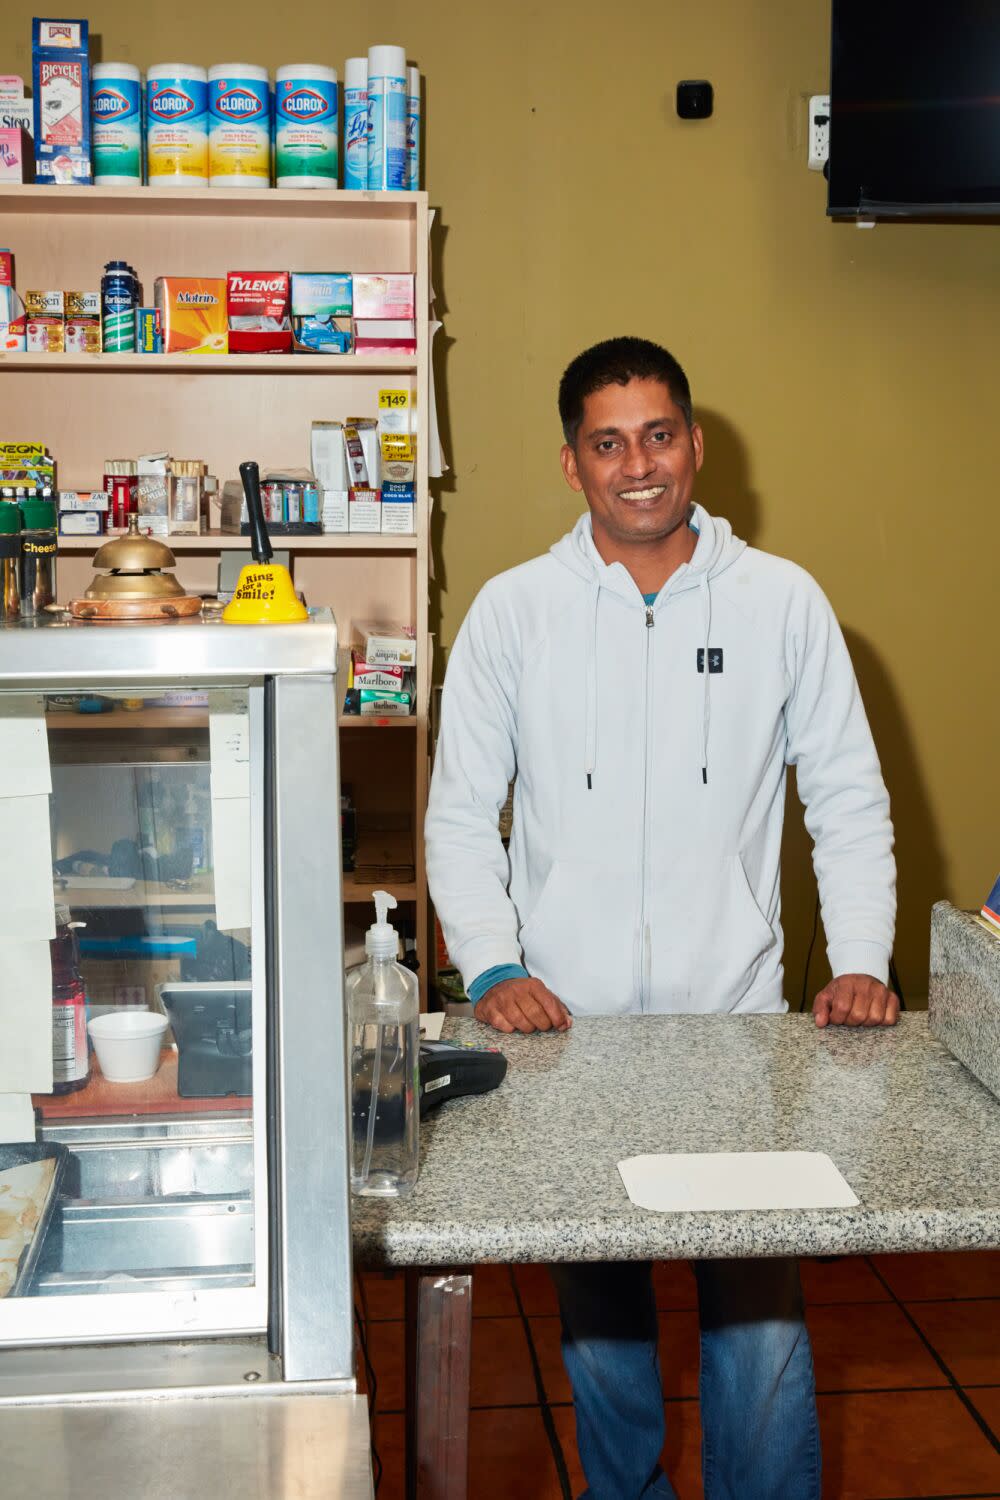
154;278;227;354
227;271;292;354
32;18;92;184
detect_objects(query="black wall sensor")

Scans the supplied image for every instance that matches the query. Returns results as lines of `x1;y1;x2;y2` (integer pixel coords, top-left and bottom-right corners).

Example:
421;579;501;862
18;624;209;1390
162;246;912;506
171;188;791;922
677;81;713;120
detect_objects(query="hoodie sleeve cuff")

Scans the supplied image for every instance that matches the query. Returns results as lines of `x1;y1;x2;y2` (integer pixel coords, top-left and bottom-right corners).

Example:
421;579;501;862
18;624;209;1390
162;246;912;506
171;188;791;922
826;941;890;986
468;964;530;1005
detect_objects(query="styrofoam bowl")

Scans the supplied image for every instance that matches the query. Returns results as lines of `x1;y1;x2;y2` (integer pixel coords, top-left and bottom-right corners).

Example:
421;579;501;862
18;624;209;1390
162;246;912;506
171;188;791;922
88;1010;169;1082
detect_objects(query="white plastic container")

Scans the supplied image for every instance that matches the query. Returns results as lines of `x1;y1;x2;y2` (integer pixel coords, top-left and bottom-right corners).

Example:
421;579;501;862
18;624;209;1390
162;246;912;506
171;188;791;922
208;63;270;187
347;891;420;1197
91;62;142;185
405;65;420;191
343;57;368;191
88;1010;169;1083
146;64;208;187
367;45;407;192
274;63;338;188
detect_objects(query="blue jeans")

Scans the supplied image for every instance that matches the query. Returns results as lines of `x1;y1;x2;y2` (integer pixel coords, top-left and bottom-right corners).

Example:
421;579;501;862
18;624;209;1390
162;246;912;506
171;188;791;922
549;1258;820;1500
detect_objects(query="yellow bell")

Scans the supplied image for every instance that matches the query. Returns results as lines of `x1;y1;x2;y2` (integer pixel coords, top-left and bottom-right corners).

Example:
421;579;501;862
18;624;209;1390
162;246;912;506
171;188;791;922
223;562;308;624
222;459;309;625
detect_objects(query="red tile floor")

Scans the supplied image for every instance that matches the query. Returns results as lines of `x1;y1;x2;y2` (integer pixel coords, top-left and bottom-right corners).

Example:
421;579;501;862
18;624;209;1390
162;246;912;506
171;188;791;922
356;1252;1000;1499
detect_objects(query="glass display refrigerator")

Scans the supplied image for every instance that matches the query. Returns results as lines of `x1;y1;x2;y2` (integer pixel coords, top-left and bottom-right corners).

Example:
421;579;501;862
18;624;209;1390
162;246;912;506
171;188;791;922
0;611;372;1499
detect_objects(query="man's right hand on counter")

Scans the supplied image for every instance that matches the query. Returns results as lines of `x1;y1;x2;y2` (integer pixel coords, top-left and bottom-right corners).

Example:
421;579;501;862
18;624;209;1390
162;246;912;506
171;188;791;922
475;977;572;1034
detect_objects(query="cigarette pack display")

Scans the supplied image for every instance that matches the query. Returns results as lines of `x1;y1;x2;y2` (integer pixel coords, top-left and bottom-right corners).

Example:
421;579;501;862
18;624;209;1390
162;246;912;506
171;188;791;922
227;271;292;354
354;619;417;668
348;486;381;533
32;18;92;185
381;485;416;535
358;689;412;717
311;422;348;490
321;491;348;534
352;273;414;319
154;277;227;355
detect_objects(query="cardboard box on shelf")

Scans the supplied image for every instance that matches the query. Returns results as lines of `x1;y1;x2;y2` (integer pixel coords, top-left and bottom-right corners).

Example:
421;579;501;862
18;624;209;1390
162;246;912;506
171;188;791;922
154;277;228;355
32;17;91;185
348;486;381;533
353;274;415;320
227;270;292;354
0;125;33;182
354;619;417;668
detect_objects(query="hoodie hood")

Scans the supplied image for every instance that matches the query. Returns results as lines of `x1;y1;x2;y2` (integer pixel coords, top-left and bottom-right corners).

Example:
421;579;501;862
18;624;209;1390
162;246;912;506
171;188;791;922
549;504;747;787
548;503;747;594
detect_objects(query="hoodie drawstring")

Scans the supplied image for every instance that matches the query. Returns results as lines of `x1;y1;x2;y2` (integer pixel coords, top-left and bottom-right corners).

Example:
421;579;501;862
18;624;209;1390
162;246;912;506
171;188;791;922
585;581;600;788
700;572;712;785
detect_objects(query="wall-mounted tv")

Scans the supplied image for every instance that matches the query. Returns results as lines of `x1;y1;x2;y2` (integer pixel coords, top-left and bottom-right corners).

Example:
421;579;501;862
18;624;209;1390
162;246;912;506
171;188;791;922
829;0;1000;219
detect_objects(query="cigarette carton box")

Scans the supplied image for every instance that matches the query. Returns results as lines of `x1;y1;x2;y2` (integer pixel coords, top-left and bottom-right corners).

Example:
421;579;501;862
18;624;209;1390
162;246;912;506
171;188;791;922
32;18;92;185
354;619;417;668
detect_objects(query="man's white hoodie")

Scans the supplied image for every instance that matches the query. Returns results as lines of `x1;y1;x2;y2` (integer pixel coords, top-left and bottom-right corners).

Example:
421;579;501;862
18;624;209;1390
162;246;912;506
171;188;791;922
426;505;896;1016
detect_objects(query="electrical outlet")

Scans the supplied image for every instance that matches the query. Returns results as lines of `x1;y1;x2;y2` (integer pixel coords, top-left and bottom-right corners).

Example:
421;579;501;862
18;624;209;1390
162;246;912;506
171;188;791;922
808;93;830;172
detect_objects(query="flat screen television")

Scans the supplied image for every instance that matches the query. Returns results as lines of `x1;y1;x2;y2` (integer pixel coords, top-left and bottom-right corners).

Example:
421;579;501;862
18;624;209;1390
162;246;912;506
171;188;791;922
828;0;1000;218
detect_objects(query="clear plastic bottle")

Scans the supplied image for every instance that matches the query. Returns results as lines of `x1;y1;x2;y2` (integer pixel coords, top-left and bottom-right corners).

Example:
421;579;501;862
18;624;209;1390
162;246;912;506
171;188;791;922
347;890;420;1197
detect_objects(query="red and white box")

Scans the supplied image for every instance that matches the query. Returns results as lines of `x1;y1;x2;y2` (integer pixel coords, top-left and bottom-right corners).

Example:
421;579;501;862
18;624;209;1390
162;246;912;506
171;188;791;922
352;273;415;320
226;270;292;354
353;318;417;354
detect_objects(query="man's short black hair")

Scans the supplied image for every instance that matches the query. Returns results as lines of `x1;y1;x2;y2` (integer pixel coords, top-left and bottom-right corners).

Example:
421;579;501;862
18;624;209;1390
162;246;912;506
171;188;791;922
558;337;693;445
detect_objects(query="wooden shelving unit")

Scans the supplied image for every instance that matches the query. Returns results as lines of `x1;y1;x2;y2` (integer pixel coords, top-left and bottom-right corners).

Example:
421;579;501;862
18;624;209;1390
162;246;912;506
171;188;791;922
5;183;432;999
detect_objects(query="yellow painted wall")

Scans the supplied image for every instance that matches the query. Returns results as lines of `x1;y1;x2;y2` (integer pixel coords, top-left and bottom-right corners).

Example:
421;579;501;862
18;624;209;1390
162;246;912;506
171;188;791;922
3;1;997;1000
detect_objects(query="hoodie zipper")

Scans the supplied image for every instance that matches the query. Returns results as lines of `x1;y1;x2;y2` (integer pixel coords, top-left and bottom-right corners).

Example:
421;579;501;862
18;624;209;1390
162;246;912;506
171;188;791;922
638;604;655;1010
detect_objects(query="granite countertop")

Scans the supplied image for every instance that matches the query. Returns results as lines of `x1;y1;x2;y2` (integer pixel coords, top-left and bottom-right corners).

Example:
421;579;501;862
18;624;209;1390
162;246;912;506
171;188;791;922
351;1013;1000;1267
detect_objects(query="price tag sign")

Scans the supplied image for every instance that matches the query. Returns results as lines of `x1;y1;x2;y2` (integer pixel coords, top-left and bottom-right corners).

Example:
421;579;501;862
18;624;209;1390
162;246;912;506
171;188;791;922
378;389;410;409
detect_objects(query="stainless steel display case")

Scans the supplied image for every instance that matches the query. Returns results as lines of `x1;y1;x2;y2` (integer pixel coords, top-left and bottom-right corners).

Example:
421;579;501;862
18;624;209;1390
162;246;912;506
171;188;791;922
0;612;371;1499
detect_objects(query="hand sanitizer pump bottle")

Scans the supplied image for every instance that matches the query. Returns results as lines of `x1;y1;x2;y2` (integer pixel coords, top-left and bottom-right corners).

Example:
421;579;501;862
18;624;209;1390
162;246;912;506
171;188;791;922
347;890;420;1197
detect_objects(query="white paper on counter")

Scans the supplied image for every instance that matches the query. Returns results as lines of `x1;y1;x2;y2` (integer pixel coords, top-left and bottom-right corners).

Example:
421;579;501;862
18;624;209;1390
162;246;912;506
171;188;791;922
0;1094;35;1143
419;1012;445;1041
210;796;251;932
0;795;56;942
0;940;54;1093
617;1152;859;1213
0;695;50;799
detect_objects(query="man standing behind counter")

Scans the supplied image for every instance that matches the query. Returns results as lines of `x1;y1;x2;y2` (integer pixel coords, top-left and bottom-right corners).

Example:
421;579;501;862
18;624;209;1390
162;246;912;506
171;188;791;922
425;337;897;1499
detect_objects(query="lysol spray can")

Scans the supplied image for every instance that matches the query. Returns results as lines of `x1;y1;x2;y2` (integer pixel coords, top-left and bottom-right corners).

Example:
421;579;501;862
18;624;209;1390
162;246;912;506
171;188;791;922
91;62;142;186
209;63;271;186
343;57;368;191
101;261;137;352
146;64;208;186
405;66;420;191
367;45;407;191
274;63;338;187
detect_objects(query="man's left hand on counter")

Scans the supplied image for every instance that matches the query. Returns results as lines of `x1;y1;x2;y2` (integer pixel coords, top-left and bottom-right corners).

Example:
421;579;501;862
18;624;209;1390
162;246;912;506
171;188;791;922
813;974;900;1028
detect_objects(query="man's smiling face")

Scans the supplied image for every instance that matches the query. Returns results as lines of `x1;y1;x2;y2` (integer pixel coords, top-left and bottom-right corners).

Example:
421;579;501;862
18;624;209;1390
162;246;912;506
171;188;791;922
560;377;704;550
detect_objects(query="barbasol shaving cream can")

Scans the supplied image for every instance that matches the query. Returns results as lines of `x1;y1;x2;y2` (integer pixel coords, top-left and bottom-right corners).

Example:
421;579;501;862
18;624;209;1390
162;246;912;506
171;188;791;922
91;63;142;186
343;56;368;191
146;64;208;186
275;64;338;188
209;63;270;187
367;45;407;191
